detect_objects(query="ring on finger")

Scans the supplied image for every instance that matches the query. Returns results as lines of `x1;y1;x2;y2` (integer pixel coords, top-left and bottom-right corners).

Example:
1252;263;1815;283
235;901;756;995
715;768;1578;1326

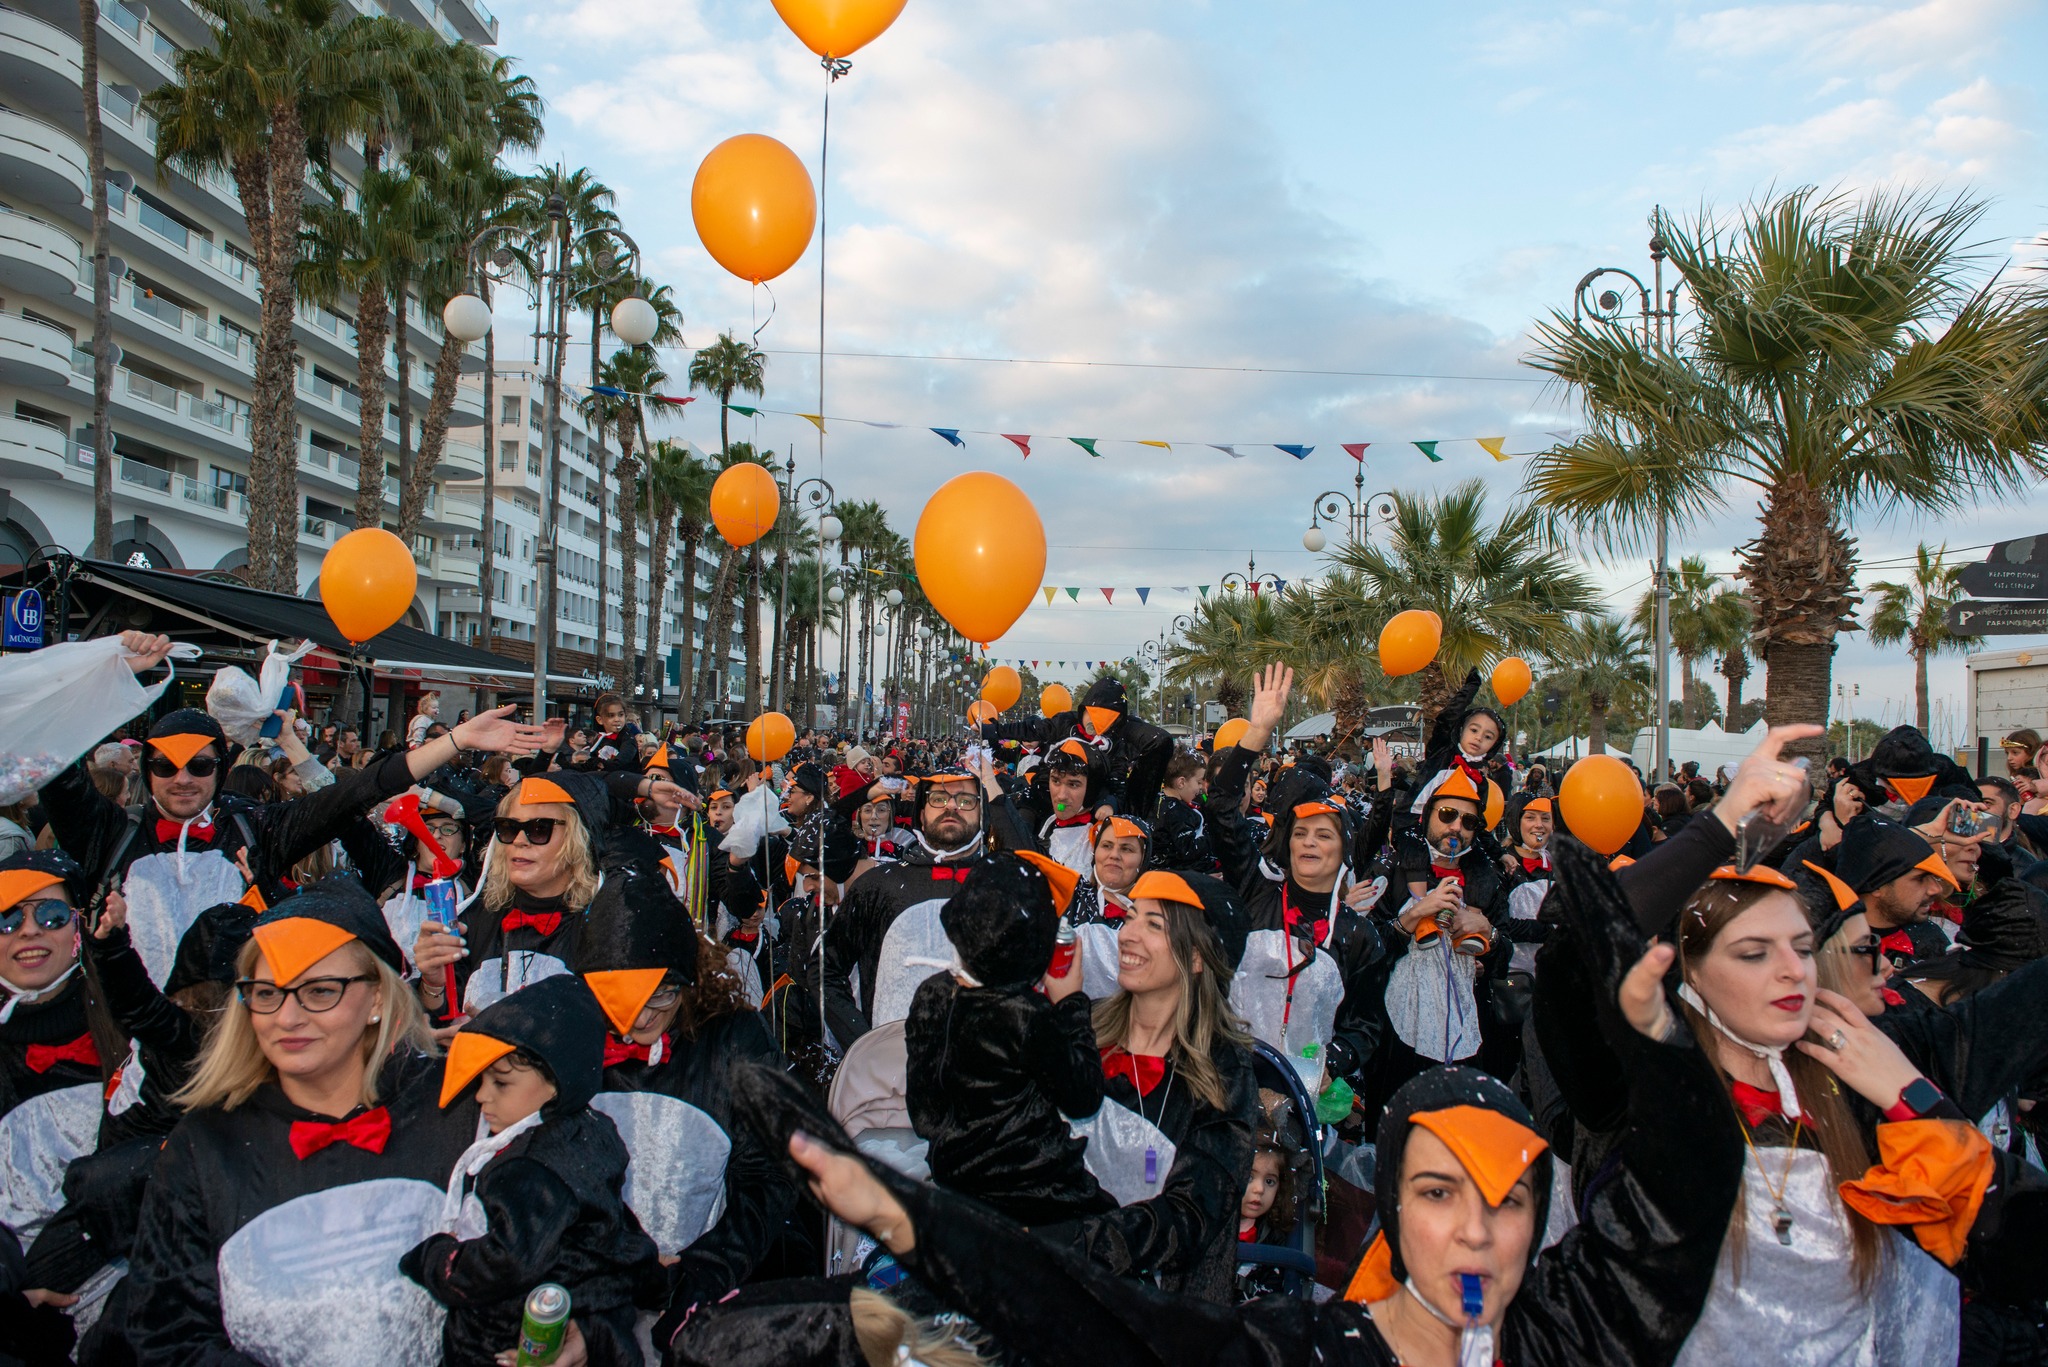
1827;1029;1845;1051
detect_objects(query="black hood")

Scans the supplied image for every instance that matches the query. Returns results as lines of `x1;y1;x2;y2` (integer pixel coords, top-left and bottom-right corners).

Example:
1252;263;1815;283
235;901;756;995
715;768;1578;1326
0;848;88;907
509;771;617;857
250;878;406;979
788;811;858;884
573;864;697;986
1260;773;1354;872
1835;814;1951;897
448;972;607;1114
164;899;259;997
1038;736;1108;812
1175;871;1249;971
1849;725;1972;805
1081;676;1127;716
148;707;226;751
941;853;1057;991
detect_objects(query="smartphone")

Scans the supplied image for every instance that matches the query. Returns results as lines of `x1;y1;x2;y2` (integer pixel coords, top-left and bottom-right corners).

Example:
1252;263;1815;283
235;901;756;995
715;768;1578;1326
879;776;909;794
257;682;301;741
1948;804;1998;839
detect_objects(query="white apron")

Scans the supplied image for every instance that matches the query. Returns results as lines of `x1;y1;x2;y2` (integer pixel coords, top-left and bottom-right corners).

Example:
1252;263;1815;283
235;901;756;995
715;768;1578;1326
1072;1098;1178;1207
0;1082;100;1246
121;848;247;986
869;898;954;1028
589;1091;730;1257
1229;927;1344;1092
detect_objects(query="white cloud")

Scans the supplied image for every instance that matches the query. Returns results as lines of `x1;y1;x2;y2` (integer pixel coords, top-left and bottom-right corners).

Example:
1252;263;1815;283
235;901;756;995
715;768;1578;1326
1677;0;2019;88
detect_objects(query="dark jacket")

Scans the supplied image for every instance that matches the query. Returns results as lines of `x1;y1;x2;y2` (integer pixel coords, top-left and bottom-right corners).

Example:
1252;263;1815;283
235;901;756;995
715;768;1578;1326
982;711;1177;821
822;838;982;1046
1152;795;1219;875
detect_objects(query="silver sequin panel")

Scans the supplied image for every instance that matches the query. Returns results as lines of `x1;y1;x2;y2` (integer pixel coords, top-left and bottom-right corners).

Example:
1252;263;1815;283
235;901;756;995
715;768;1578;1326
591;1091;730;1258
870;898;955;1028
0;1083;99;1245
1230;928;1344;1091
122;849;246;986
1072;1097;1179;1207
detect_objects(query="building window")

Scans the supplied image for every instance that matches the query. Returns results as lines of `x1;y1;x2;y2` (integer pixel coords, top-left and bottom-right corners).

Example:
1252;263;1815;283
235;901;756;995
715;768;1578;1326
499;440;518;471
501;395;519;424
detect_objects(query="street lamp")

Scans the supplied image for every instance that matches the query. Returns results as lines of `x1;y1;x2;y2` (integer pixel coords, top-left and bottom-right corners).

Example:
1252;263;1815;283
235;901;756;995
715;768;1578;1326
1571;210;1684;779
443;205;651;721
1303;489;1398;552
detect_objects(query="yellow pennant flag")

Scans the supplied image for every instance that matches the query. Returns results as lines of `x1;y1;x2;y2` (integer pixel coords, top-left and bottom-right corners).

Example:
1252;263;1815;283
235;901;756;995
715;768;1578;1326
798;413;826;433
1137;440;1171;449
1042;586;1056;605
1477;436;1509;462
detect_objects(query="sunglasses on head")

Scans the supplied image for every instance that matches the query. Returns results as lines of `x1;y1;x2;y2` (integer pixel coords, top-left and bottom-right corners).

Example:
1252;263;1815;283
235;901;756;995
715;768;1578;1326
0;898;76;935
1433;806;1482;832
493;817;561;845
146;754;219;780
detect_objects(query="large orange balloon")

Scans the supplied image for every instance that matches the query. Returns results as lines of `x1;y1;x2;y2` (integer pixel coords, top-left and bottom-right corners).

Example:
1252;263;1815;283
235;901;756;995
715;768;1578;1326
913;472;1046;645
319;528;417;643
981;666;1021;712
746;711;795;763
691;135;817;285
769;0;907;58
966;699;998;726
1213;717;1249;751
1558;755;1643;855
1039;684;1072;718
1491;657;1533;707
1378;609;1441;678
1483;781;1504;831
710;461;781;548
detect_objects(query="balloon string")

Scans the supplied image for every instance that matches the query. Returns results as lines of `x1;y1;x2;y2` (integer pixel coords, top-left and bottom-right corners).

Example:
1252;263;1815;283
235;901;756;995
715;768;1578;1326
752;280;776;346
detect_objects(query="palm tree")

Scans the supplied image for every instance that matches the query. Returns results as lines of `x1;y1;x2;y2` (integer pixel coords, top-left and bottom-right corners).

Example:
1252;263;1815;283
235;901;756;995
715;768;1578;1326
1163;590;1291;723
1867;544;1967;734
77;0;114;557
145;0;398;590
640;441;705;707
1523;190;2048;764
668;452;716;721
699;443;773;716
1629;555;1751;729
579;348;669;673
687;332;766;455
781;555;839;724
1554;614;1653;756
1313;480;1598;729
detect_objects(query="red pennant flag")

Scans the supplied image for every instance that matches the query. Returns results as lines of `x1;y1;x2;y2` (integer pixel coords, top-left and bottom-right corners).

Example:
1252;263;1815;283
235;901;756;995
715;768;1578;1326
1002;434;1032;459
1342;442;1369;461
654;395;697;407
1101;588;1115;603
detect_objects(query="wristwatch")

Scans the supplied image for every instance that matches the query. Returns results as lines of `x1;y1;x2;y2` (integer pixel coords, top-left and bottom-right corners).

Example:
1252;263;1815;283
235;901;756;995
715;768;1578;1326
1883;1076;1946;1122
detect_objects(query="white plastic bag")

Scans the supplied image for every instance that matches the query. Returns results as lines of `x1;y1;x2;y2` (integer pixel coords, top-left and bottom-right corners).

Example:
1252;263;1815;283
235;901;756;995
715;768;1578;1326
205;639;314;745
1385;937;1485;1064
719;784;790;862
0;637;196;804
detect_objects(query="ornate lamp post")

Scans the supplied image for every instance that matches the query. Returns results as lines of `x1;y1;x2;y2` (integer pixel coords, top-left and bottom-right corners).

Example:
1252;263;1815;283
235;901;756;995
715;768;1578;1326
1302;488;1398;552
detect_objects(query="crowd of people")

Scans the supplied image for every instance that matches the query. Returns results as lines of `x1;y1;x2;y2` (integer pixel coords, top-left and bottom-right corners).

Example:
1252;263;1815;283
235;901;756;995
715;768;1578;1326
2;633;2045;1367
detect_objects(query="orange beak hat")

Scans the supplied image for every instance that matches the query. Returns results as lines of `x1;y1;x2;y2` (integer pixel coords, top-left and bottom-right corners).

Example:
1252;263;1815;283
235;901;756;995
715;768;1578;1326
1080;676;1126;739
571;867;696;1036
248;884;404;988
1836;815;1959;901
146;708;225;773
438;972;606;1110
510;770;613;856
0;851;78;915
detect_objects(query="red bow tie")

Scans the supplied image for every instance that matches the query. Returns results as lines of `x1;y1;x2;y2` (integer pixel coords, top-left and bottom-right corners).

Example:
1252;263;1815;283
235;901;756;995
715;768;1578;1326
930;866;966;882
1101;1046;1167;1096
410;873;432;892
1053;812;1094;828
1281;890;1330;949
650;825;682;840
1430;864;1466;884
1878;928;1916;958
288;1106;392;1160
25;1033;100;1074
502;909;563;936
1730;1081;1814;1130
603;1036;655;1067
156;819;216;845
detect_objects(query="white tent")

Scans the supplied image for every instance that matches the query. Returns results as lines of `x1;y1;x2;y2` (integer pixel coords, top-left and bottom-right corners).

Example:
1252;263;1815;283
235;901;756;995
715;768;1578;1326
1285;712;1335;740
1530;737;1633;761
1628;719;1770;781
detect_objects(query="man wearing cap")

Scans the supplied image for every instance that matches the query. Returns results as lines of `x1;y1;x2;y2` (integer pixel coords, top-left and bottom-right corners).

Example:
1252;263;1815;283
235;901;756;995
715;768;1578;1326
1022;738;1111;875
980;676;1176;821
39;632;554;990
1800;814;1963;971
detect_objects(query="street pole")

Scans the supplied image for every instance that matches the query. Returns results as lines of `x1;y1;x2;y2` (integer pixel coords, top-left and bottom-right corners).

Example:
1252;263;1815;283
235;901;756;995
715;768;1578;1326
534;200;567;719
773;451;794;714
1650;219;1672;782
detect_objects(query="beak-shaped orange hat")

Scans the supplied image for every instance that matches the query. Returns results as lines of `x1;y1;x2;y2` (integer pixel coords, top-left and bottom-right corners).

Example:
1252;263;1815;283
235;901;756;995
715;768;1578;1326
1015;851;1080;915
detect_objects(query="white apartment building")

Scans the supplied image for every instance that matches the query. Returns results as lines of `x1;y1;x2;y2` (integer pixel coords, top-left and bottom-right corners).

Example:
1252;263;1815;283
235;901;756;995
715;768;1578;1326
0;0;495;607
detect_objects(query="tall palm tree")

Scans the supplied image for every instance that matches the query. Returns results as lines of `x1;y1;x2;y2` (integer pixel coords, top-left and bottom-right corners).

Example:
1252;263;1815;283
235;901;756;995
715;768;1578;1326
1867;544;1966;734
687;332;765;454
1313;480;1598;729
668;451;715;721
1629;555;1751;729
146;0;396;590
1523;189;2048;763
781;555;838;725
1554;614;1652;756
829;500;890;725
579;348;669;672
699;443;772;716
78;0;114;557
1163;590;1291;724
640;441;705;707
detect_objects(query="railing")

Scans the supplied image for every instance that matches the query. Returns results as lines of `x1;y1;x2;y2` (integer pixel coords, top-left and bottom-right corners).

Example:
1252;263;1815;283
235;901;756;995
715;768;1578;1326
124;368;180;410
302;515;328;537
298;369;363;418
107;2;141;39
119;458;170;492
99;85;138;127
176;474;229;510
150;28;179;67
136;197;189;249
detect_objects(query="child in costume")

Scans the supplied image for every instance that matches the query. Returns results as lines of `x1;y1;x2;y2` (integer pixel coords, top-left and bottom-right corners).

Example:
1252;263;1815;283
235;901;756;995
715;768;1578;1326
1233;1133;1297;1302
403;973;661;1367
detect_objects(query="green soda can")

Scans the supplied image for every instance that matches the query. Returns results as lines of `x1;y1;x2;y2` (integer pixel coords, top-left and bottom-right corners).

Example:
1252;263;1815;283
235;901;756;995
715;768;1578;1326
515;1283;571;1366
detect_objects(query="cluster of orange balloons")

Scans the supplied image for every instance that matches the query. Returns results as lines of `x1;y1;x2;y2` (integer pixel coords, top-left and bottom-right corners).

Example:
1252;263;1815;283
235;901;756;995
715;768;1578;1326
709;462;781;548
981;665;1021;712
914;472;1047;645
746;711;796;763
1040;684;1072;718
1378;609;1441;677
319;529;418;644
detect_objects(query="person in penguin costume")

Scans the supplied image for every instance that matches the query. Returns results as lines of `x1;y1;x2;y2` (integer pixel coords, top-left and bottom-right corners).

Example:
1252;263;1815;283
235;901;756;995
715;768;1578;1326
39;694;553;990
1064;815;1154;1002
125;881;481;1366
979;676;1177;821
904;852;1114;1227
1021;739;1112;875
1407;667;1509;829
571;866;796;1355
403;973;662;1367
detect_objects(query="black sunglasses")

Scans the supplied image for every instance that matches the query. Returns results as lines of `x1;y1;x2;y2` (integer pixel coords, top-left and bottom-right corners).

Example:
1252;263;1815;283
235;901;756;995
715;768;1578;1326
0;898;76;935
1834;934;1885;965
236;974;376;1014
493;816;561;845
1433;806;1483;833
147;755;220;780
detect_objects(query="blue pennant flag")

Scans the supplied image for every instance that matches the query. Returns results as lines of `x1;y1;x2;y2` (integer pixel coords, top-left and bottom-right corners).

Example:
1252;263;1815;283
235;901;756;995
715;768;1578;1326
932;428;964;447
1136;587;1151;603
1276;444;1313;460
590;384;628;398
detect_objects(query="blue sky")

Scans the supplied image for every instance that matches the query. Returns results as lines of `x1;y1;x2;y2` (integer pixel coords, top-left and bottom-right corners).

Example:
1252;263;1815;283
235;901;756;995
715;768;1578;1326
491;0;2048;741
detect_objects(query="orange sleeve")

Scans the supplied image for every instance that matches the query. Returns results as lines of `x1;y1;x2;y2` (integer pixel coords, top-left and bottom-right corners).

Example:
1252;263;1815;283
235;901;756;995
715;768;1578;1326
1837;1118;1995;1266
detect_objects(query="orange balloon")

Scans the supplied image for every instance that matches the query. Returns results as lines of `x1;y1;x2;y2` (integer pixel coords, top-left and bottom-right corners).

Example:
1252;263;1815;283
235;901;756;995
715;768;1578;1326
1483;782;1504;831
913;473;1047;645
966;699;998;726
709;461;781;548
1378;609;1441;678
1039;684;1073;718
691;134;817;285
981;666;1021;712
769;0;907;58
319;528;418;643
746;711;796;763
1213;718;1249;751
1491;657;1533;707
1558;755;1643;855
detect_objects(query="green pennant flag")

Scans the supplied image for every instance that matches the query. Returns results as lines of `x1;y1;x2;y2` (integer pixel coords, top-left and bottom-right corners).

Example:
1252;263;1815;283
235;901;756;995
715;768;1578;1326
1413;440;1441;462
1198;585;1211;599
1063;587;1080;601
727;404;759;418
1069;437;1101;457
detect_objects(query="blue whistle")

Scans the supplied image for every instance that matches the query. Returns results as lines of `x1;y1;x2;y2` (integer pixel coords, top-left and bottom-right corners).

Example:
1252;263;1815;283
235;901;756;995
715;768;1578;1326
1460;1272;1484;1321
1144;1147;1158;1184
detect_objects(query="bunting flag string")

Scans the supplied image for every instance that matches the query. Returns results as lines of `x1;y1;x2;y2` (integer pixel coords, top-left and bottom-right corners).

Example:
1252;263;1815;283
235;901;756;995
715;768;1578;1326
1010;582;1297;607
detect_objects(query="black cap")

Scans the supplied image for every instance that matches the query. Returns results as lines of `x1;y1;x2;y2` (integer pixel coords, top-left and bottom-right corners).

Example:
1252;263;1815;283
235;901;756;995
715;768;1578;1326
443;973;607;1113
574;865;698;986
249;879;406;981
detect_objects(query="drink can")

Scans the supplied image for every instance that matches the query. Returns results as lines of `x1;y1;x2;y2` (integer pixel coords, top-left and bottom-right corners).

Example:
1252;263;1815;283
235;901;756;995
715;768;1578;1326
1047;919;1078;978
422;877;459;929
516;1283;570;1365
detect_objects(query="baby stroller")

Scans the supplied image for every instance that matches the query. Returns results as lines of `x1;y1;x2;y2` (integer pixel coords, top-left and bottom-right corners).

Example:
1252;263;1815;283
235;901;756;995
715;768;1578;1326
1237;1040;1326;1299
823;1019;925;1281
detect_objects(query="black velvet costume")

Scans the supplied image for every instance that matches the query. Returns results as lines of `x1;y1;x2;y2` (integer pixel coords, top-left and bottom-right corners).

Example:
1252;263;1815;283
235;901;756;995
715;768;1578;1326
980;677;1177;821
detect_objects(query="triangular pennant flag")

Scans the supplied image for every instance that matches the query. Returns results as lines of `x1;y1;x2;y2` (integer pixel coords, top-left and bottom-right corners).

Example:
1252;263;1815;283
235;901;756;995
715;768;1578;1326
1208;444;1242;459
1064;587;1080;601
1170;585;1189;593
1042;586;1056;605
1002;434;1032;459
1276;444;1313;460
727;404;758;417
1413;440;1441;462
590;384;628;397
797;413;826;432
1137;440;1170;449
1070;437;1101;457
1477;436;1509;462
1250;583;1261;597
860;420;901;429
1274;578;1288;592
1342;442;1370;461
1198;586;1211;598
932;428;964;447
1101;588;1115;603
1136;587;1150;604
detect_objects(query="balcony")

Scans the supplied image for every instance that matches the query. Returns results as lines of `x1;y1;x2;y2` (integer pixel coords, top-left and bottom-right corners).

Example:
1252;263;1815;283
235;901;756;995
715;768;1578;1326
118;278;254;380
0;309;75;388
0;106;90;217
297;367;363;420
0;8;87;130
0;203;79;300
91;359;252;451
444;0;497;44
118;457;171;493
0;412;66;482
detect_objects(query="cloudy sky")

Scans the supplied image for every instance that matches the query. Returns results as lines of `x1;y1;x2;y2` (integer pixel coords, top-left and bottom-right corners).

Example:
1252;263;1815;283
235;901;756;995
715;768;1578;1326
489;0;2048;742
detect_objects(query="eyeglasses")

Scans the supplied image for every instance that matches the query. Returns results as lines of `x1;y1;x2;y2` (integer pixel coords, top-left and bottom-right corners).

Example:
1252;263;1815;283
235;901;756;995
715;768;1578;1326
1433;807;1483;833
236;975;376;1014
146;754;219;780
493;817;560;845
0;899;75;935
645;984;683;1013
1830;934;1885;965
924;791;982;810
425;824;465;845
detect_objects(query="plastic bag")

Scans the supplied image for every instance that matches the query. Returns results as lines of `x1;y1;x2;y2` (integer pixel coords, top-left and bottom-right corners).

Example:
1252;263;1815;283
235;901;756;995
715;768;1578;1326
205;639;315;746
719;784;789;862
0;637;196;804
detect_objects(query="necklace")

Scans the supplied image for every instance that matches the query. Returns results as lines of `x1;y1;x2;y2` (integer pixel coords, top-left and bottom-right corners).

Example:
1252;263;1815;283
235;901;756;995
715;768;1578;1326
1737;1115;1804;1246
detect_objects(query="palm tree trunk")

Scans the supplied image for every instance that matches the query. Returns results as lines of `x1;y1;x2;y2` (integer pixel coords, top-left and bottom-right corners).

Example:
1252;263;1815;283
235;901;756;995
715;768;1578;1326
1416;661;1455;736
1588;702;1609;756
479;321;498;642
78;0;113;558
240;102;307;593
1679;653;1698;729
743;546;763;715
1914;646;1931;734
643;495;673;709
613;414;639;689
397;333;462;546
352;282;391;529
1739;476;1857;768
678;532;700;721
1722;646;1749;725
702;544;739;715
